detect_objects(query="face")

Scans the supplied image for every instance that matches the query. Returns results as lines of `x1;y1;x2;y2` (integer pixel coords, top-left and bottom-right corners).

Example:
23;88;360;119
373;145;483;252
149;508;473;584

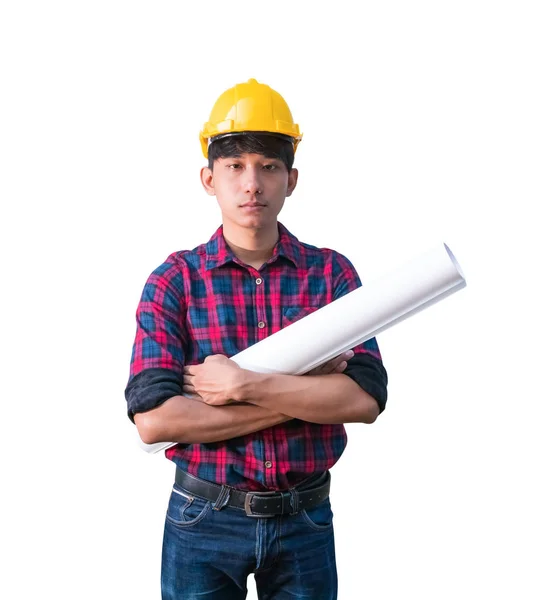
200;153;298;232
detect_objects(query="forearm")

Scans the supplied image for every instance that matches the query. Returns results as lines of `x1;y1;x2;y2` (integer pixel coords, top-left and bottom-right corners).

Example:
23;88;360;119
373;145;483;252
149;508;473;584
134;395;292;445
235;372;380;424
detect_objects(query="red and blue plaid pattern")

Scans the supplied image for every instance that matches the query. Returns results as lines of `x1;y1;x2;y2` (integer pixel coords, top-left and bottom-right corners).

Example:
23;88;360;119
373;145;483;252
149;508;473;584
128;222;382;491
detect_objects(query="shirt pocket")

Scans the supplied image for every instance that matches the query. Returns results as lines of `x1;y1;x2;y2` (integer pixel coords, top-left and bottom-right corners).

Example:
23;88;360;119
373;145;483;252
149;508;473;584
281;306;320;329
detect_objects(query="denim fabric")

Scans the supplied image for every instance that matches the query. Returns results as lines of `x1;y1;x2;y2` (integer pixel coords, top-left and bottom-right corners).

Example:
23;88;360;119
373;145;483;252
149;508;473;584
161;483;338;599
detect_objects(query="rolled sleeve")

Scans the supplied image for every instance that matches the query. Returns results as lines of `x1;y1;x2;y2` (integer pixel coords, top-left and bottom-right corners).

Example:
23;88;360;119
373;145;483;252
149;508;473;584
332;252;388;411
125;257;187;421
125;368;183;423
344;353;388;413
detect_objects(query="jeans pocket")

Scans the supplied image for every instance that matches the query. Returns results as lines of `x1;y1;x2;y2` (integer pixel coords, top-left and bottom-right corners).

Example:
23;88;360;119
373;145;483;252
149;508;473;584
166;485;212;528
300;497;334;531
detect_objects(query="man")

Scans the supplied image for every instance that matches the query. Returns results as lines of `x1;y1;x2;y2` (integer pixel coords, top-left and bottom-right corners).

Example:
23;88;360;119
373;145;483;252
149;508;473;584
126;78;388;599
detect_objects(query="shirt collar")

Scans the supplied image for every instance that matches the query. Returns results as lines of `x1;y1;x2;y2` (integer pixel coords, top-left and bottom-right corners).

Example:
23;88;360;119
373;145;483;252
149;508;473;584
205;222;302;270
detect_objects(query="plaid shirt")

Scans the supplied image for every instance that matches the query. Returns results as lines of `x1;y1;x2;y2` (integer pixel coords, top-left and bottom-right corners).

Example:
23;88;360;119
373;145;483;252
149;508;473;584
126;222;387;491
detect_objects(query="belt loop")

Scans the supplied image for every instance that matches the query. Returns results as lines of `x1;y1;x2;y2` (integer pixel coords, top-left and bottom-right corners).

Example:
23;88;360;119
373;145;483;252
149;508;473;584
288;487;300;515
212;485;232;511
280;491;290;515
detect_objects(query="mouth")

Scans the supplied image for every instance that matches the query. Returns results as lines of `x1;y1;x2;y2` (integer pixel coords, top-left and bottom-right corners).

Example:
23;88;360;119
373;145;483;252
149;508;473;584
240;202;267;210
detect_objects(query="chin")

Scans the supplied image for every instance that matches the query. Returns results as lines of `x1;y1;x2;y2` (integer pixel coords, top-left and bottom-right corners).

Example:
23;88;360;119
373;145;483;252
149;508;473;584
241;218;269;230
236;214;275;230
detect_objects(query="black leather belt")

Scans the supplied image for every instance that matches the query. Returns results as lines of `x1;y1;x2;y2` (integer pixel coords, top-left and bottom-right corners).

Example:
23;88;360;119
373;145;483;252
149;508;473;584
174;468;330;518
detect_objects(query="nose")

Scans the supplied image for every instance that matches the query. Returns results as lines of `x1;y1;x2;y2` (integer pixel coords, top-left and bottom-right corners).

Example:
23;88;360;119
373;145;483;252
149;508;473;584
243;166;263;195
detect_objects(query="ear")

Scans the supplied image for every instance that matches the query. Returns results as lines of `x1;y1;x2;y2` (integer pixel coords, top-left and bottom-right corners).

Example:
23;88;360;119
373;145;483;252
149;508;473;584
286;168;298;197
200;166;216;196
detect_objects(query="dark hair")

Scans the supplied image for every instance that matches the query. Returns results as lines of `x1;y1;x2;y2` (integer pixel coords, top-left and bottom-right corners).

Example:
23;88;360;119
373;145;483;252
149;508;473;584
207;133;295;172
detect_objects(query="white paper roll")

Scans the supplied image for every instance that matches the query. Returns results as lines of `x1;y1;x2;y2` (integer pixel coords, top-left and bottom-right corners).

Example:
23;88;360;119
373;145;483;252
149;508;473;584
138;242;466;454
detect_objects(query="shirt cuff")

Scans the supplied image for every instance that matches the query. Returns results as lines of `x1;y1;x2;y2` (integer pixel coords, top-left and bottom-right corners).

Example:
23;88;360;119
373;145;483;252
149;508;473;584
343;353;388;413
125;368;183;423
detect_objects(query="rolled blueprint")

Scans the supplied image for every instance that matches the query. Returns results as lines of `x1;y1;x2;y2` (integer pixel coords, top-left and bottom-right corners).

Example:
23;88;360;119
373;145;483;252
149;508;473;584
139;242;466;453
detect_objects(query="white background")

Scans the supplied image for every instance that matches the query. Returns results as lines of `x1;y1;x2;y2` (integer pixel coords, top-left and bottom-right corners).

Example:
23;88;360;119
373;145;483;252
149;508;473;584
1;1;546;598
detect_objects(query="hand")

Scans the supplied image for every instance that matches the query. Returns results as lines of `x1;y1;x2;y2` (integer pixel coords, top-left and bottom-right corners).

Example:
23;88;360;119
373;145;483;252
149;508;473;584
183;355;243;406
304;350;354;376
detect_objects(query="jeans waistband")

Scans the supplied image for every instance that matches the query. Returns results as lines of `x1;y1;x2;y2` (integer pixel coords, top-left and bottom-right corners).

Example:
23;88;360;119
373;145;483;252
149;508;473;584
174;469;330;518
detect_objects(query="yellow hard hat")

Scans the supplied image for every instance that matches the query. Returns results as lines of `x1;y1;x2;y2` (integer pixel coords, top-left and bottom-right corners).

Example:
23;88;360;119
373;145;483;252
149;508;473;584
199;78;302;158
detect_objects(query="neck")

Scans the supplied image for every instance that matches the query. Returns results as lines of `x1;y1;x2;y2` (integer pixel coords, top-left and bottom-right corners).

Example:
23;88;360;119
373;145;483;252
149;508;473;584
222;221;279;267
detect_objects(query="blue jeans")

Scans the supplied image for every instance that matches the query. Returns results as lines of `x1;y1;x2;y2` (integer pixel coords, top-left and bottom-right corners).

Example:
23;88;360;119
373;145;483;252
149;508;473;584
161;481;338;599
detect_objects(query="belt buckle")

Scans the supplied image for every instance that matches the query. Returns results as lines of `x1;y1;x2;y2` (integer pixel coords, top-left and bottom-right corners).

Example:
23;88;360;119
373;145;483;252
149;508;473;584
244;491;278;518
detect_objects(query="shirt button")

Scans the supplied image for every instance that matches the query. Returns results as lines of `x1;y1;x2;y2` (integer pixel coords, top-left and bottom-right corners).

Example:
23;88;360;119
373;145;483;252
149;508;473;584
258;321;265;329
265;461;272;468
255;277;263;285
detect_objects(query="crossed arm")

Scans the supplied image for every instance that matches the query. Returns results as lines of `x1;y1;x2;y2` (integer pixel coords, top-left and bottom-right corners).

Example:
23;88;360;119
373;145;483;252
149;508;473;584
134;352;380;445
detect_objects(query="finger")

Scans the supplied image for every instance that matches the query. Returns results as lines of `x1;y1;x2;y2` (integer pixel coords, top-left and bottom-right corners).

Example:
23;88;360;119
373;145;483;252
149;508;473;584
321;358;342;373
321;358;339;371
183;384;196;394
308;358;338;375
329;351;352;367
204;354;227;363
183;366;196;375
306;365;324;376
323;351;353;374
340;351;354;361
308;366;324;375
330;351;353;369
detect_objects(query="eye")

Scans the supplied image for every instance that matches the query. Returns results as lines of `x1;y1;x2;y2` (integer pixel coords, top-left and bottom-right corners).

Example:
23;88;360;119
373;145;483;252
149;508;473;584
227;163;242;170
263;164;277;171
